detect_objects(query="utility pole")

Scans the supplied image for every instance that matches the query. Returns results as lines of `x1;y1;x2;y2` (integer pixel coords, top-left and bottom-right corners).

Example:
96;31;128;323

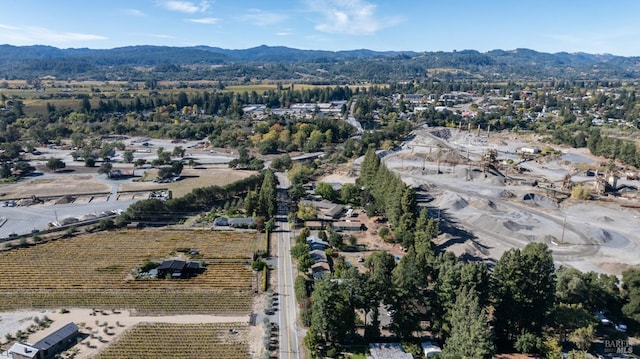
560;215;567;245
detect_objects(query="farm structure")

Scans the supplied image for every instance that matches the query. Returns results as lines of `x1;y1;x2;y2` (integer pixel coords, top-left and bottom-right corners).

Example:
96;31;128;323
8;322;78;359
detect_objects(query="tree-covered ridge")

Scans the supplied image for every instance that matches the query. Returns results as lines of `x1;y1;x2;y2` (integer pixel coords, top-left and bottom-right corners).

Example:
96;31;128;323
1;45;639;81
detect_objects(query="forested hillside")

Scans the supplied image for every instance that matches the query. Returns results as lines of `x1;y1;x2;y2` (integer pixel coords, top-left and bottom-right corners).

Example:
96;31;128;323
0;45;638;82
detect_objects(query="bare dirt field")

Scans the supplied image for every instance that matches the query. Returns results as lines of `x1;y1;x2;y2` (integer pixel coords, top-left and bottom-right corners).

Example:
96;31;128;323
0;309;250;359
0;175;110;199
119;168;257;197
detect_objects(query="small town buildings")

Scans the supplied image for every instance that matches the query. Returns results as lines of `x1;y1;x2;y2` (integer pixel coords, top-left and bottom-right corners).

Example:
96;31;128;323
8;322;79;359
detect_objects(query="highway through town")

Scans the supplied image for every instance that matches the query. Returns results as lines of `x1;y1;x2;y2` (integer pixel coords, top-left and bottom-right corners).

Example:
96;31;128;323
275;172;301;359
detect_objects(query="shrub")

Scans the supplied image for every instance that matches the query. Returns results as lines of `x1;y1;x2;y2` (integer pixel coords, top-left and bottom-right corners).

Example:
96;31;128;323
252;260;266;271
140;260;159;273
571;184;591;200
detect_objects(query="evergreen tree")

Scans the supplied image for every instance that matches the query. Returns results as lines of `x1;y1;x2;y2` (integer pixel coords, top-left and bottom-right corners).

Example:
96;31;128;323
441;288;494;359
492;243;556;345
359;146;380;189
244;190;259;216
310;277;352;343
390;248;424;339
258;169;278;219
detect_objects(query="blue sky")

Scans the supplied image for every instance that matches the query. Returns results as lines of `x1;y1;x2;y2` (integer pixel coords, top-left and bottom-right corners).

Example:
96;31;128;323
1;0;639;56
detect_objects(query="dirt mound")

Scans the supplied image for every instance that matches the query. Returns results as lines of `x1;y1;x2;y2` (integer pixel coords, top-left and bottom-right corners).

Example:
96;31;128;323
428;128;452;140
522;193;557;208
436;191;469;211
428;149;467;164
503;220;531;232
590;228;629;248
472;198;498;211
460;240;490;258
56;195;76;204
500;190;515;198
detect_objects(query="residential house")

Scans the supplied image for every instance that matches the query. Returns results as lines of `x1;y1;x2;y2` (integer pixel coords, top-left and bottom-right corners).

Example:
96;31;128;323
320;205;344;220
311;262;331;280
306;235;330;250
309;250;328;264
156;260;201;279
369;343;413;359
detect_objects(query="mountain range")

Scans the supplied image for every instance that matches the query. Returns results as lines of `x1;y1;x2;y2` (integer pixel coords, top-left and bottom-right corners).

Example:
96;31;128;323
0;44;638;82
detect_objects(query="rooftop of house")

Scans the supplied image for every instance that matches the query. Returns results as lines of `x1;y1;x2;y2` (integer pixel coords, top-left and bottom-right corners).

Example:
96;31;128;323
369;343;413;359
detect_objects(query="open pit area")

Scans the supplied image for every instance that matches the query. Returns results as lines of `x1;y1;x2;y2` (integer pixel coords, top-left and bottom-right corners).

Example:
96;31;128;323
354;127;640;275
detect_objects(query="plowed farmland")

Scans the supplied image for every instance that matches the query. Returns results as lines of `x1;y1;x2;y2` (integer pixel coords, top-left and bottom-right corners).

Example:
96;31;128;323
0;229;261;315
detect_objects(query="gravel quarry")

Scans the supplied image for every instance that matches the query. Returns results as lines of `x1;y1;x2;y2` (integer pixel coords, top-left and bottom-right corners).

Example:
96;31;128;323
378;127;640;275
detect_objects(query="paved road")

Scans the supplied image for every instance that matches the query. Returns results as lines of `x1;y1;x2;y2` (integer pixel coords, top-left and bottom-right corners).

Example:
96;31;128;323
274;172;301;359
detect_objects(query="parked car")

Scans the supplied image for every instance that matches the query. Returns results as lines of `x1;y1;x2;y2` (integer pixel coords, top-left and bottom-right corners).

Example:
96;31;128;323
615;323;627;332
595;311;612;326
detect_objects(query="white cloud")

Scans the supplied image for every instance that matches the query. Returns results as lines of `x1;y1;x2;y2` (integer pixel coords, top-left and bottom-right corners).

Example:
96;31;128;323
276;31;293;36
305;0;403;35
0;23;20;30
187;17;219;24
152;34;176;39
0;25;107;45
240;9;288;27
161;1;210;14
122;8;146;17
543;28;640;55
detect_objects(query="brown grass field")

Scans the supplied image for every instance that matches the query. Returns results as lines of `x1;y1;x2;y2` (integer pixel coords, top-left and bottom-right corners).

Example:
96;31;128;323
121;168;257;198
0;229;262;315
0;175;111;198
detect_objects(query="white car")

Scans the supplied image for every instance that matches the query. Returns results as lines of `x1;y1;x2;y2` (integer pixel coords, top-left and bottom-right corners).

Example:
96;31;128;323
595;311;611;326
